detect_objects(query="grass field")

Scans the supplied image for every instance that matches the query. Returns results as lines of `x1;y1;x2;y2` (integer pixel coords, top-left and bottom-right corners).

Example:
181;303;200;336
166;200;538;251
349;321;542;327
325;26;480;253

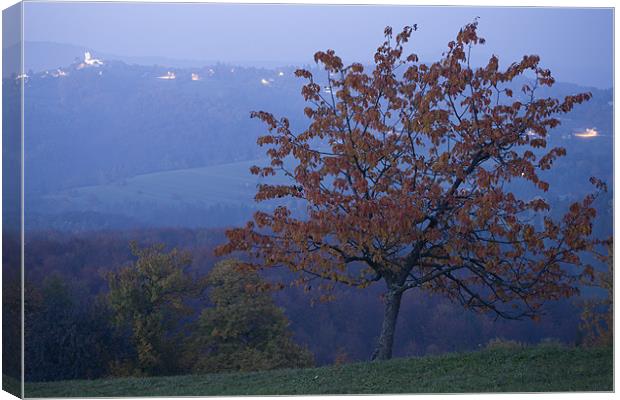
40;158;275;210
22;345;612;397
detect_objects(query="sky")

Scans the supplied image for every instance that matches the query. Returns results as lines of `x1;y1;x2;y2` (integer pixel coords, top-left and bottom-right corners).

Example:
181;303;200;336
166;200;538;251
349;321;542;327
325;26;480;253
22;2;614;88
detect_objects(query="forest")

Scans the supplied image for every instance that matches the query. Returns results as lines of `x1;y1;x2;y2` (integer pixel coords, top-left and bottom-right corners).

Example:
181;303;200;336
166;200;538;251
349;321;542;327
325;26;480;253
2;227;611;382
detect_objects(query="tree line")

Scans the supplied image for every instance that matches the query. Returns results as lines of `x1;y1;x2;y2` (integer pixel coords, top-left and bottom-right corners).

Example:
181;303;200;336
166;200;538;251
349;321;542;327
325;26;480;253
1;228;609;382
21;243;312;381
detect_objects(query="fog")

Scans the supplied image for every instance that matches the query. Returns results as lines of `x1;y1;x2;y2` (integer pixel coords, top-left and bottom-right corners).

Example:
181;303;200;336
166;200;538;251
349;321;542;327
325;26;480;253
24;3;613;88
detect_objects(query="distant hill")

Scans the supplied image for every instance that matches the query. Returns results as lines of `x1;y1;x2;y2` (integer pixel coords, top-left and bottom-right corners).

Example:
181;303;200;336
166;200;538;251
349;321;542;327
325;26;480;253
18;41;217;72
13;57;310;196
18;41;301;73
3;51;612;231
22;42;93;73
28;158;297;230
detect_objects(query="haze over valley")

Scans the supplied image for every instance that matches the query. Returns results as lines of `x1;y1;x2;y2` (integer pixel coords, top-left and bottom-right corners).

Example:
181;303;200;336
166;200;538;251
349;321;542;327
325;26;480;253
8;44;612;232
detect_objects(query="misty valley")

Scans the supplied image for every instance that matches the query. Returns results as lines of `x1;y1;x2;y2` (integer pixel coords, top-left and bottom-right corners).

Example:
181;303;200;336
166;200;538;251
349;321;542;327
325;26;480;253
13;47;614;232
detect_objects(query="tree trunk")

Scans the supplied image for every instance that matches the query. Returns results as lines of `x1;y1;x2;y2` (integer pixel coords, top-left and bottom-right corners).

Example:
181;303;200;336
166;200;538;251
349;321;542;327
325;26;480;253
371;288;403;361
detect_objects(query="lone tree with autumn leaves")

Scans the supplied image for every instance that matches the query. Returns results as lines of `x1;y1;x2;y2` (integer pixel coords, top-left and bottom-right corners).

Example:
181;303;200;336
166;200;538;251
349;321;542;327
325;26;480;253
216;23;605;360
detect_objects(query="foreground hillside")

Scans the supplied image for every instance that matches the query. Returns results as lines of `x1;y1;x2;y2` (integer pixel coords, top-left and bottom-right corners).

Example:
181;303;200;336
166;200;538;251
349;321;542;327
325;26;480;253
24;345;612;397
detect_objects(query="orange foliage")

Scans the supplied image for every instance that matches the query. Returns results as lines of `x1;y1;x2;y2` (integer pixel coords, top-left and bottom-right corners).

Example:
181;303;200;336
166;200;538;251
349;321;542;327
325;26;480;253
216;23;604;353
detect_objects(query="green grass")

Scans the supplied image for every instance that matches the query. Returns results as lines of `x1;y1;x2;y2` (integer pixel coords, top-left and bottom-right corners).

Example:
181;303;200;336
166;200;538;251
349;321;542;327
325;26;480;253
40;158;279;211
23;345;612;397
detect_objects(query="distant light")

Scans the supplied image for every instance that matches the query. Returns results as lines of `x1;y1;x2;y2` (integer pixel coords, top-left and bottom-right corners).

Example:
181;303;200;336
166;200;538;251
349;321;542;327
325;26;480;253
51;69;67;78
574;128;599;138
260;78;270;86
157;71;176;80
191;73;201;81
83;52;103;66
278;71;285;77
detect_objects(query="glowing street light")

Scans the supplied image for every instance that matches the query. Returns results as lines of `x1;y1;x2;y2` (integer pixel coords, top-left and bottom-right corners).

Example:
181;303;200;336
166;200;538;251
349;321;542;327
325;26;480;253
574;128;599;138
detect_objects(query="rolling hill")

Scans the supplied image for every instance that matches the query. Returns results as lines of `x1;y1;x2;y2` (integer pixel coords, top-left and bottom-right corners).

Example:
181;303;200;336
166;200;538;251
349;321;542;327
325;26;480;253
20;345;613;397
7;50;611;231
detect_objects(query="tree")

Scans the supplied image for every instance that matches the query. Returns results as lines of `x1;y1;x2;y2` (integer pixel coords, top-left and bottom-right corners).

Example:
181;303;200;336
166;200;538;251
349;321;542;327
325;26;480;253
184;259;313;372
106;242;206;375
216;23;604;360
579;240;613;347
25;275;123;381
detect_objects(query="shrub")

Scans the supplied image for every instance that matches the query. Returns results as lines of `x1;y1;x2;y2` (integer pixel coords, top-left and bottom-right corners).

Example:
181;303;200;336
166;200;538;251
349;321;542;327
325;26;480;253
185;259;314;373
